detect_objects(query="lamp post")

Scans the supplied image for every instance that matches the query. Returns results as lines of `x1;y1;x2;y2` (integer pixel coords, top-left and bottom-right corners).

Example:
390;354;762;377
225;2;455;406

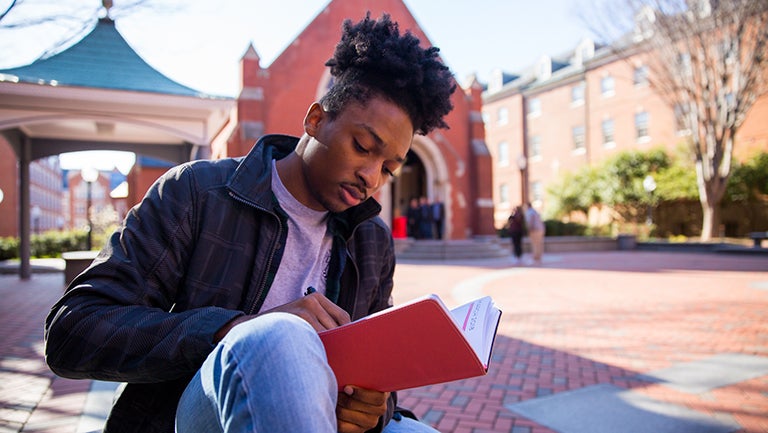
516;154;528;205
643;174;657;226
81;167;99;250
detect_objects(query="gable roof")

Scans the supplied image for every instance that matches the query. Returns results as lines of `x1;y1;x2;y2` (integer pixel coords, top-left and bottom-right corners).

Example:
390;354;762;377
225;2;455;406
0;17;210;98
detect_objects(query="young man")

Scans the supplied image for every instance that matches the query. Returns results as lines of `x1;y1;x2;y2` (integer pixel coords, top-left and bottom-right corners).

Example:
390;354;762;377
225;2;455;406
44;14;455;433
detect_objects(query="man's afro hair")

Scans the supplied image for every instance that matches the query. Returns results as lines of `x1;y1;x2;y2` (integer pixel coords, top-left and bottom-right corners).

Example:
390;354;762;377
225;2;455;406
321;13;456;135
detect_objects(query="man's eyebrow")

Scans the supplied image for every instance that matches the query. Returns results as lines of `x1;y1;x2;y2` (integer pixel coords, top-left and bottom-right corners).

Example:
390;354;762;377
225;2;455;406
360;124;406;163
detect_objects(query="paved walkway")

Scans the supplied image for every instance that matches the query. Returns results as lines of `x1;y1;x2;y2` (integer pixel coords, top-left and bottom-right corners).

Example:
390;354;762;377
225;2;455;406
1;251;766;432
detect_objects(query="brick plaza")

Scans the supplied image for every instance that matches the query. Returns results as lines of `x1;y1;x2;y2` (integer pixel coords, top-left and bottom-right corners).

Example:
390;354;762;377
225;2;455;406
1;250;766;432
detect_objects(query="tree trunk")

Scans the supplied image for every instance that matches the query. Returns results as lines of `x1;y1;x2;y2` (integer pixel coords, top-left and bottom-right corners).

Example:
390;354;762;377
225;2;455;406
699;196;720;242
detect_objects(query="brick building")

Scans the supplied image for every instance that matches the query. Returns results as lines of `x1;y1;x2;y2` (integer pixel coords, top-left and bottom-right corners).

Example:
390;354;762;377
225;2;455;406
483;36;768;230
65;170;112;232
214;0;495;239
0;139;64;238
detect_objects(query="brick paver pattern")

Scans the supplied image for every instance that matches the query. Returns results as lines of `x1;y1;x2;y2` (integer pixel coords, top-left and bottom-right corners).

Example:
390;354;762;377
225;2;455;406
1;251;766;433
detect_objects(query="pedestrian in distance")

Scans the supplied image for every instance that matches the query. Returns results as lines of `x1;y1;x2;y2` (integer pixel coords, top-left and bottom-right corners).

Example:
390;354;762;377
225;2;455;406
525;202;545;264
506;205;525;264
406;196;420;239
418;196;433;239
431;197;445;240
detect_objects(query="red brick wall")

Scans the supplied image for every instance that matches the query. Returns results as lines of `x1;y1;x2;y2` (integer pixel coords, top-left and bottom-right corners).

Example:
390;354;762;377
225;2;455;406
484;48;767;229
0;136;18;237
737;96;768;160
220;0;494;239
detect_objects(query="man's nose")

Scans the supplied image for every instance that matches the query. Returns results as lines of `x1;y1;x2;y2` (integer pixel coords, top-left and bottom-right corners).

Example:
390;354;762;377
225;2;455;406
357;163;382;191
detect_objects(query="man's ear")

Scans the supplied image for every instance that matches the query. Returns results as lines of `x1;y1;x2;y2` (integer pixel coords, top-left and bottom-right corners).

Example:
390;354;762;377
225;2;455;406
303;102;325;137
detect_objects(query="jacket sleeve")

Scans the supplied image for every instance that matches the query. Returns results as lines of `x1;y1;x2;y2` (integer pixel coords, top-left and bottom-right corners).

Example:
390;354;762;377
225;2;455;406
45;164;242;383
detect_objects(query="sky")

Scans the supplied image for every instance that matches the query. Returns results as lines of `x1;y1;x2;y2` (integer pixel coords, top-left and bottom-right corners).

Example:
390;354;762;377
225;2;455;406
0;0;596;172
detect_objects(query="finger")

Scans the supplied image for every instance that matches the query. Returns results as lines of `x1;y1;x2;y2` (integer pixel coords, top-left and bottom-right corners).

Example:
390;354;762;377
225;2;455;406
343;386;389;407
336;406;380;432
303;294;350;330
313;294;351;326
337;388;389;417
336;418;368;433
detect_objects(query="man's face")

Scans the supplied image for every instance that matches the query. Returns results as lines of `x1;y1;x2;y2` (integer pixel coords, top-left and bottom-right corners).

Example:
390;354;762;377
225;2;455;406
297;96;413;213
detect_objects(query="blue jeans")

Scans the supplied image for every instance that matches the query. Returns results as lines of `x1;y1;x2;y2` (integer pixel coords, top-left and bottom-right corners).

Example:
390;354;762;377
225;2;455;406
175;313;439;433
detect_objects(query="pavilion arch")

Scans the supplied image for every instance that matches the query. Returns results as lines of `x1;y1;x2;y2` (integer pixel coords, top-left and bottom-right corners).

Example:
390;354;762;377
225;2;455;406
0;113;209;163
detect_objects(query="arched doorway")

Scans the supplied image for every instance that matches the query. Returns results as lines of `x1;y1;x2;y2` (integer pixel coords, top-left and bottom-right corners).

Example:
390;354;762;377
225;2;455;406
381;134;452;239
393;150;427;219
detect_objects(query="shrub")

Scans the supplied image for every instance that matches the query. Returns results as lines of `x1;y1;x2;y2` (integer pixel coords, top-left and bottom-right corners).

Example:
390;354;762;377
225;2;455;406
1;229;90;260
0;237;19;261
544;220;587;236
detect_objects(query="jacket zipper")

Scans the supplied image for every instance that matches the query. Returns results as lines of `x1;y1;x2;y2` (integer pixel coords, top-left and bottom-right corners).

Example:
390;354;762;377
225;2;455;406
228;190;283;314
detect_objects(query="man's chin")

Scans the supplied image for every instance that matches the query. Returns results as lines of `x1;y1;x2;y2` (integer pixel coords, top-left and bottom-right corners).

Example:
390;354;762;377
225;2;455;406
314;195;350;214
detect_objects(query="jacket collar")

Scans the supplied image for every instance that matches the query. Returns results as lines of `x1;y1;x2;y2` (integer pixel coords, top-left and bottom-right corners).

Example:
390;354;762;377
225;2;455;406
227;134;382;235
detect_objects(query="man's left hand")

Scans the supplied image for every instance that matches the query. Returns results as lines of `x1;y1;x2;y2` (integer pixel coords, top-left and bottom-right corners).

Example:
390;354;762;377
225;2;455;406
336;385;389;433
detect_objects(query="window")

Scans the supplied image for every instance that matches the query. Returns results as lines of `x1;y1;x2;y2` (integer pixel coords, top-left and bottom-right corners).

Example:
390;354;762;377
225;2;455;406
679;53;692;76
529;135;542;158
601;75;615;97
497;107;509;125
673;104;688;132
532;181;543;203
527;98;541;117
635;111;650;139
498;141;509;166
602;118;615;146
572;125;586;151
633;65;649;86
481;111;490;125
571;82;585;105
499;183;509;205
536;56;552;81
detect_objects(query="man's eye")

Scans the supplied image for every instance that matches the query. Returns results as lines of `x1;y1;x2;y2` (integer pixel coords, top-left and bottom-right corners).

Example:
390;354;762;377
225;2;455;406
354;140;368;153
383;167;395;177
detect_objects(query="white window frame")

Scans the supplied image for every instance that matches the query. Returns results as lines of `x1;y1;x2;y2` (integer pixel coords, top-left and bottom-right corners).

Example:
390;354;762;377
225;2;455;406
498;141;510;167
602;118;615;148
497;107;509;125
572;125;586;153
601;75;615;97
527;98;542;117
635;111;650;141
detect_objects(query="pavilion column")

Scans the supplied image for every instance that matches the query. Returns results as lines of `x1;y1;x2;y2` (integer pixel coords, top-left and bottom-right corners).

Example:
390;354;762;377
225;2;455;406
19;136;31;280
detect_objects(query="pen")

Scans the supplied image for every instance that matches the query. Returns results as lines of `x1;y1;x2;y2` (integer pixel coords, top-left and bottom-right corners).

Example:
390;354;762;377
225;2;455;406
304;286;316;296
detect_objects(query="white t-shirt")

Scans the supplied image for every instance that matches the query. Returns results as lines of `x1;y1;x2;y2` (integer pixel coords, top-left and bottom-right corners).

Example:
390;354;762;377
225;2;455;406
258;160;334;313
525;207;545;233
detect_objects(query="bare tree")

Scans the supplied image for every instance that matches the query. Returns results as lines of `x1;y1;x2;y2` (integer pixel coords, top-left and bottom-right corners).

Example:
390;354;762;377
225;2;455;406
587;0;768;241
1;0;165;60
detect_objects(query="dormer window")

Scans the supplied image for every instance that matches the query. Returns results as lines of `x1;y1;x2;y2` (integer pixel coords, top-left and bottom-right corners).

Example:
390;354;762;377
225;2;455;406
573;38;595;67
535;56;552;81
634;5;656;41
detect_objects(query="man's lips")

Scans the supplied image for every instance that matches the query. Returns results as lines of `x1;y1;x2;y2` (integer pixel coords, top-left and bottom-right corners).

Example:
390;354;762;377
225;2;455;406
340;184;366;206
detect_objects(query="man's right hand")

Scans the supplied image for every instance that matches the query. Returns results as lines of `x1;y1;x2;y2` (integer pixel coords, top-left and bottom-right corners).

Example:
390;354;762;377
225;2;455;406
262;292;351;331
214;292;351;342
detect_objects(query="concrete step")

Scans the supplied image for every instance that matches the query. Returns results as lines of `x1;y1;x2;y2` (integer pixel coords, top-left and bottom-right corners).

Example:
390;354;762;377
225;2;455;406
395;239;510;261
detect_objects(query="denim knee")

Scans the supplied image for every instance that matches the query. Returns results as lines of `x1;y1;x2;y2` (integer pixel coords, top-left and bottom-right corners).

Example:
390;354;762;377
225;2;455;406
222;312;325;363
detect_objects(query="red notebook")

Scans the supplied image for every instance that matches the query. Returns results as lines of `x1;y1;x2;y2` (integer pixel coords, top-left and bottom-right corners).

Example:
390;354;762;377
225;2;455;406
319;294;502;392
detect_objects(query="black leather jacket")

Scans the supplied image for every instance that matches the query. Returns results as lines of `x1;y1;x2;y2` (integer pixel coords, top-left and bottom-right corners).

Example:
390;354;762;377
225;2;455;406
45;135;397;432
